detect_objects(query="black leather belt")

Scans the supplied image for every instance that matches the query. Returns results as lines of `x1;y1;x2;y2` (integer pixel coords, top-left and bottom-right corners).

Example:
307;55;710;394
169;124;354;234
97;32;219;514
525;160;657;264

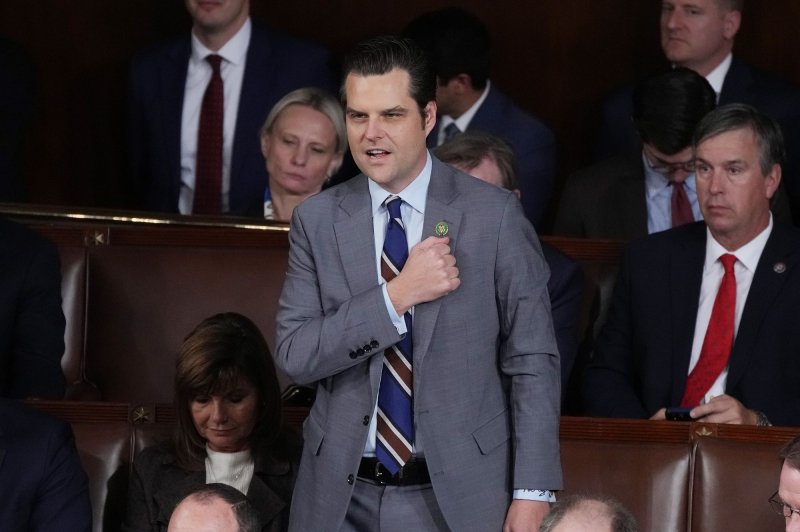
357;457;431;486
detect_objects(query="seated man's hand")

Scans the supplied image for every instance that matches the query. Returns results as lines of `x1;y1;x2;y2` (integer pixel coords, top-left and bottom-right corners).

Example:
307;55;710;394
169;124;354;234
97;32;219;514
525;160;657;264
649;408;666;420
689;394;758;425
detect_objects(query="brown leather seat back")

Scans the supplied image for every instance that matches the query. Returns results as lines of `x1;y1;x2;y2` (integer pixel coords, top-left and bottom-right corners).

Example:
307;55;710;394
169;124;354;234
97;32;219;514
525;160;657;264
71;422;131;532
560;440;690;532
84;245;288;402
57;245;89;398
691;437;785;532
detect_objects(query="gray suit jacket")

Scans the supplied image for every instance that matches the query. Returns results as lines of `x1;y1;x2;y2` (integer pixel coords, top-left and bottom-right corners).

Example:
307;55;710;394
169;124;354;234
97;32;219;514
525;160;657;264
275;157;562;531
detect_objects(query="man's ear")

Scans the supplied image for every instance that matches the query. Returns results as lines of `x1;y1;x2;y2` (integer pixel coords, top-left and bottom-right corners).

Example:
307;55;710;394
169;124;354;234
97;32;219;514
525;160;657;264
765;163;782;200
423;101;437;134
723;9;741;40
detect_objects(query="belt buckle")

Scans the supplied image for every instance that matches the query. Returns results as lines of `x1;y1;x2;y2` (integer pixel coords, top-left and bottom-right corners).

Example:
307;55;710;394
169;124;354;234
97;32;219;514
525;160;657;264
374;461;389;485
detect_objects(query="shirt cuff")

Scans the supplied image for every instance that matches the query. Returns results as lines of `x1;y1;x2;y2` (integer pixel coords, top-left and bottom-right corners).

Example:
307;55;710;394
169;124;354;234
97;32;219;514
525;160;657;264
513;489;557;502
381;283;407;335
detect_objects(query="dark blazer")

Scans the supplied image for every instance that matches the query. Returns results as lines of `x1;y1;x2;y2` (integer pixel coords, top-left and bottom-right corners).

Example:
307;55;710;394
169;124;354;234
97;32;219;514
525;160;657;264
123;438;300;532
583;221;800;426
594;58;800;218
542;242;584;401
275;158;562;531
554;153;648;241
127;24;336;216
429;86;557;227
0;399;91;532
0;217;65;398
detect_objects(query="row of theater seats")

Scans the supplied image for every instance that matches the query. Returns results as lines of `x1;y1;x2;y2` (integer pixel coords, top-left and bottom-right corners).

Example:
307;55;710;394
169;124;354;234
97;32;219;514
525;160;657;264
28;399;792;532
5;204;623;406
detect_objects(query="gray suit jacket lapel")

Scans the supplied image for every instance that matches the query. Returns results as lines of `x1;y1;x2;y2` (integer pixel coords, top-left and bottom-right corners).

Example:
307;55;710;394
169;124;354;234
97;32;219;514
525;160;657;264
415;161;463;367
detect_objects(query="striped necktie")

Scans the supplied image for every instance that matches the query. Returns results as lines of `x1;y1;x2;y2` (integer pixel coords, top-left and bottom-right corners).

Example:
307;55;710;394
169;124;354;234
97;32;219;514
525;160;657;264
376;196;414;475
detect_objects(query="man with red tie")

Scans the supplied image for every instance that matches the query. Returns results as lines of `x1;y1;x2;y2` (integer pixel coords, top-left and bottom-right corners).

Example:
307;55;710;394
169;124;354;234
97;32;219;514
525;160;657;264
127;0;335;216
583;103;800;427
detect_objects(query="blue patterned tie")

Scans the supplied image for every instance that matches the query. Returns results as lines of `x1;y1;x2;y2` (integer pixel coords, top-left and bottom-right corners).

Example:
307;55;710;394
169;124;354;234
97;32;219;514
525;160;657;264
376;196;414;475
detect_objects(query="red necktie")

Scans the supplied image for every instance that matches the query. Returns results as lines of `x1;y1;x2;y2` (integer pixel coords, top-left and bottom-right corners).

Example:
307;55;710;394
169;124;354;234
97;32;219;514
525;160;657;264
680;254;737;407
670;180;694;227
193;54;223;215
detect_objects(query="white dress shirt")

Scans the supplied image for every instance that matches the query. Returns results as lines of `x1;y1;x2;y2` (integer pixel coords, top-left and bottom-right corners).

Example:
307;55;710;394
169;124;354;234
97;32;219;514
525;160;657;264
704;53;732;101
643;152;702;234
179;18;251;214
688;215;772;403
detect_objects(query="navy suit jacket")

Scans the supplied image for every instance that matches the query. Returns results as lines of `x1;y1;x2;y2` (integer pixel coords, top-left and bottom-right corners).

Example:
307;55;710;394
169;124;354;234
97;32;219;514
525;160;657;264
542;242;584;402
429;86;557;227
583;221;800;426
0;399;91;532
0;218;65;398
595;58;800;219
127;24;336;216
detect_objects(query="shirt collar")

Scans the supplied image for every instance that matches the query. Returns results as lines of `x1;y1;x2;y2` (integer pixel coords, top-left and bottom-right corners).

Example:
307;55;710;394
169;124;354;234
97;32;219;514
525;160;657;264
439;80;492;133
642;151;697;199
704;212;772;272
190;17;251;66
368;151;432;216
705;53;733;98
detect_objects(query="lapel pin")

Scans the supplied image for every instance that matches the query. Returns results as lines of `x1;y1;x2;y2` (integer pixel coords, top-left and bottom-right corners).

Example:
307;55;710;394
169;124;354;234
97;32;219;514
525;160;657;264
774;262;786;274
434;221;449;237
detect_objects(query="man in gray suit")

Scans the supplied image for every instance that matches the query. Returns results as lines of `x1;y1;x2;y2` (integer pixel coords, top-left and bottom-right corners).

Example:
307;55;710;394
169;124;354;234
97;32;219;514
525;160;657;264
275;36;562;531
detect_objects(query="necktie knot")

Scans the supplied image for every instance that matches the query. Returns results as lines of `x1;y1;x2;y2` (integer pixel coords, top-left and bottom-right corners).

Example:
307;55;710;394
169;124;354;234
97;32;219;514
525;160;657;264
444;122;460;142
206;54;222;73
385;196;403;218
719;253;737;274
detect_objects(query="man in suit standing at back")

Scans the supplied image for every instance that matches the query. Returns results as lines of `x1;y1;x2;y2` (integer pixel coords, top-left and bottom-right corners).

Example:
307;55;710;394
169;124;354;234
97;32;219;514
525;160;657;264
275;36;562;531
584;104;800;426
128;0;336;216
403;7;557;228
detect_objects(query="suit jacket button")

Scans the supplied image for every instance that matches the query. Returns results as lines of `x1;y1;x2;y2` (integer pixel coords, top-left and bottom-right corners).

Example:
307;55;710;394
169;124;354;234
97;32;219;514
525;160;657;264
347;474;354;485
362;415;370;425
356;348;365;356
363;344;372;353
349;351;357;359
370;340;379;348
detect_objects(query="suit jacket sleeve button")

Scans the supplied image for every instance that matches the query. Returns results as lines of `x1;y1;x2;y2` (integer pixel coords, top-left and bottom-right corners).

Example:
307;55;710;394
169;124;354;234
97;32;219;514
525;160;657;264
356;348;365;356
370;340;379;348
363;344;372;352
347;474;355;485
349;351;357;359
362;415;370;425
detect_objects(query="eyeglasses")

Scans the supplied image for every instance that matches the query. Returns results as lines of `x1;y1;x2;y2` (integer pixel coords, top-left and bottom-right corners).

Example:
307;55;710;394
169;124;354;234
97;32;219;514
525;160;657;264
768;491;800;519
643;147;696;176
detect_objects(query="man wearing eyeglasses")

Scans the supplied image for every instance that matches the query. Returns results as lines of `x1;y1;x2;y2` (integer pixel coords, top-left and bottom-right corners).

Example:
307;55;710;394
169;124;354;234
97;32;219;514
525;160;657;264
556;68;716;240
771;435;800;530
583;104;800;426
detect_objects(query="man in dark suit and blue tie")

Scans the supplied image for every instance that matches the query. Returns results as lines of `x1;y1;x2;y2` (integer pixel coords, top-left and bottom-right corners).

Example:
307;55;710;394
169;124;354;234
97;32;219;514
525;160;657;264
584;104;800;426
127;0;336;216
403;7;557;229
275;36;562;531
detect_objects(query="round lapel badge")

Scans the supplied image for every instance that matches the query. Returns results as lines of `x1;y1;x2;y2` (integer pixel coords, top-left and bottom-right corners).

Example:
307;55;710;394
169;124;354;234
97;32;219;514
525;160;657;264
434;221;449;237
774;262;787;274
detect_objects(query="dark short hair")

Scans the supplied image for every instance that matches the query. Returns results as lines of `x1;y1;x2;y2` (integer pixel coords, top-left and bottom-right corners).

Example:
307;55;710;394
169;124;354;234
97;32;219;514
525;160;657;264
692;103;786;175
632;67;716;155
174;483;259;532
433;132;517;190
173;313;282;470
340;35;436;116
403;7;492;89
780;435;800;471
539;494;638;532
